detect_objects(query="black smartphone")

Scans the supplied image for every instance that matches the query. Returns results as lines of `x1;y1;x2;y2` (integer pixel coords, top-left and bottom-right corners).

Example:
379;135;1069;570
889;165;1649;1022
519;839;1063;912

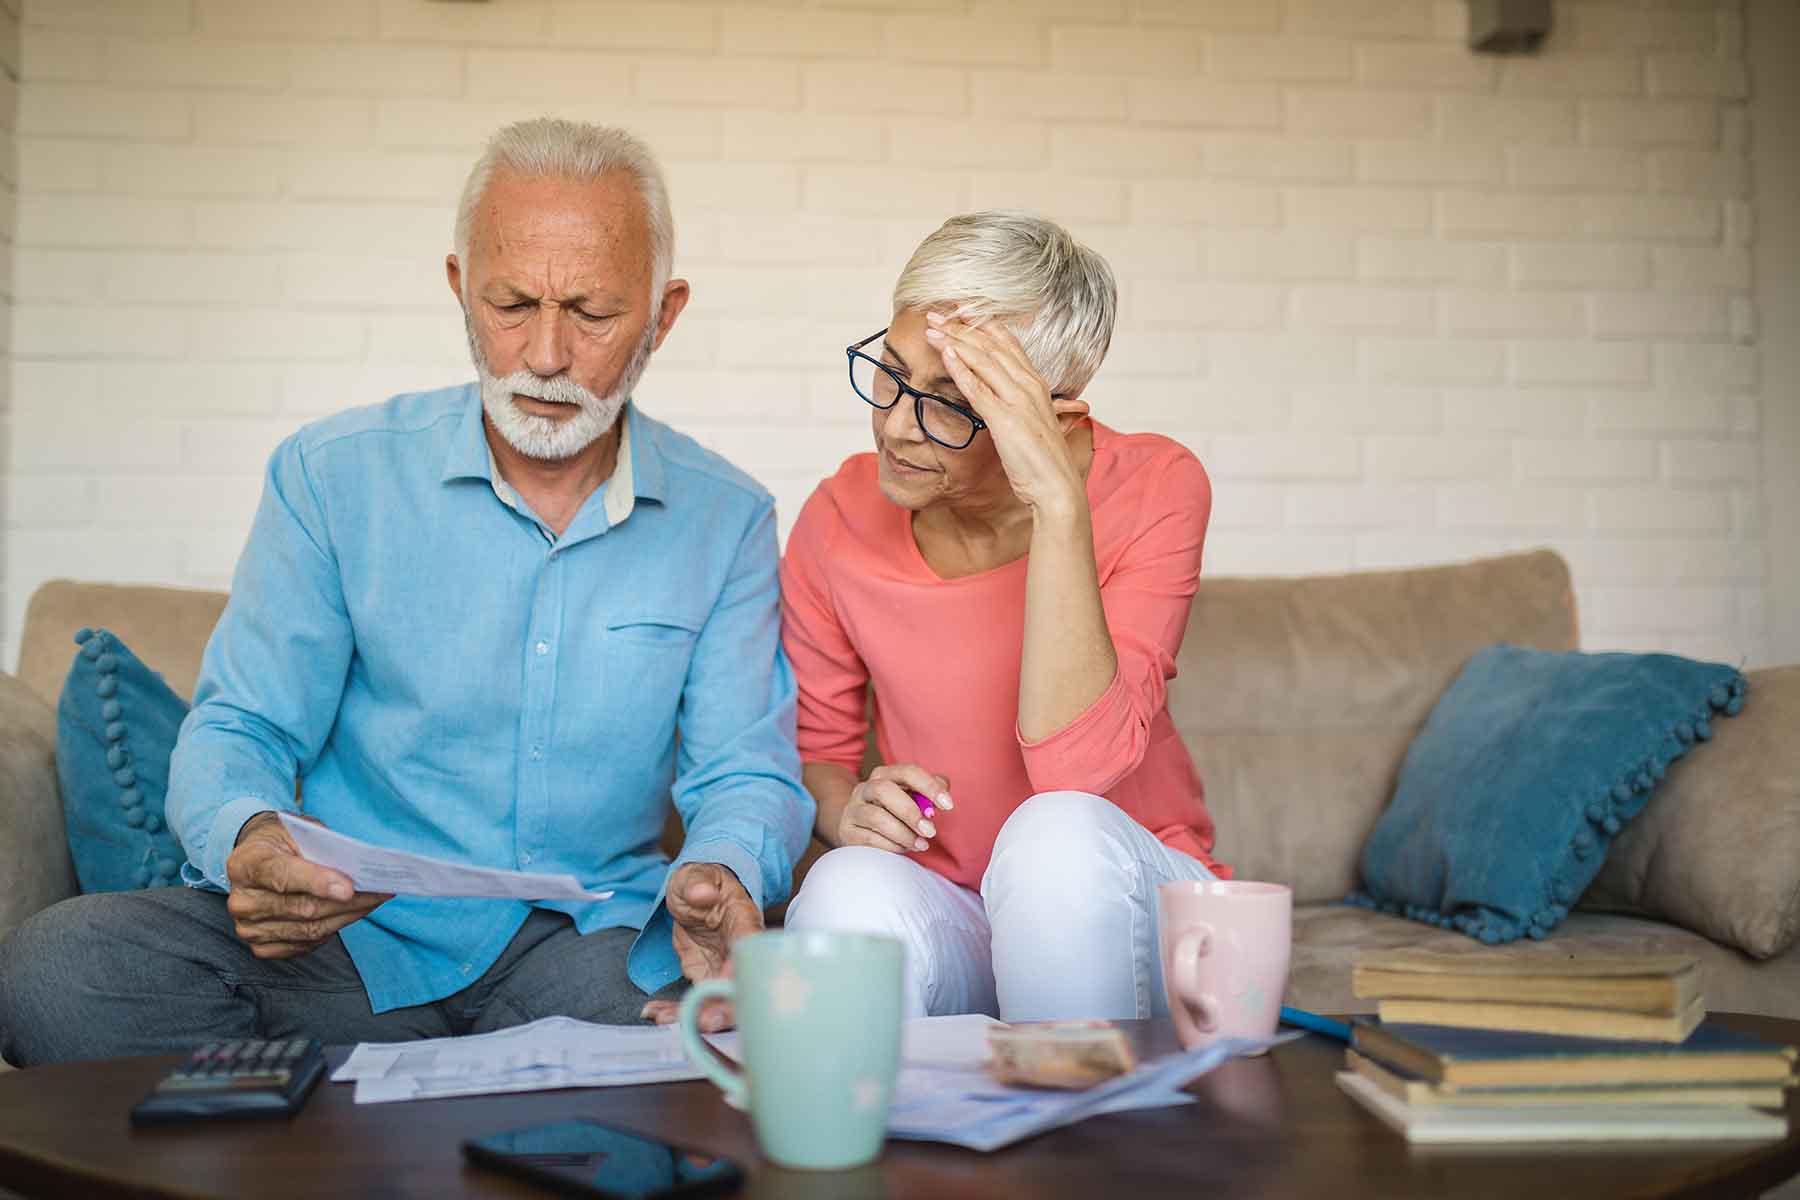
463;1120;745;1200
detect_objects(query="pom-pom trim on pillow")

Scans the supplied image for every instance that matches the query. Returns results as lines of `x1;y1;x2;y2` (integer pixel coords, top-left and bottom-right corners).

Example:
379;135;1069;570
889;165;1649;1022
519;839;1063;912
1347;671;1747;945
73;627;182;889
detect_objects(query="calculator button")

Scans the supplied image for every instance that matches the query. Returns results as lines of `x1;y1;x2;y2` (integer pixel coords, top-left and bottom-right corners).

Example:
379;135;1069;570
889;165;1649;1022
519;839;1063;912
217;1041;243;1061
280;1039;308;1060
242;1040;267;1060
193;1042;222;1062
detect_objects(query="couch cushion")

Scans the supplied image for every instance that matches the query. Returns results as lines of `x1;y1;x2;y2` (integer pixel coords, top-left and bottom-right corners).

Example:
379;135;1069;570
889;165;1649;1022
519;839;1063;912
1583;665;1800;961
0;674;77;945
1172;550;1577;903
1288;904;1800;1021
1351;646;1745;945
17;581;228;710
56;630;191;893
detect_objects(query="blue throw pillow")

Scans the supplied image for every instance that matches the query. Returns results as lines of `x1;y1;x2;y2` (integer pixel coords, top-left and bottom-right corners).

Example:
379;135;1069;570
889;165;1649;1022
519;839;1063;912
56;628;191;892
1348;644;1747;945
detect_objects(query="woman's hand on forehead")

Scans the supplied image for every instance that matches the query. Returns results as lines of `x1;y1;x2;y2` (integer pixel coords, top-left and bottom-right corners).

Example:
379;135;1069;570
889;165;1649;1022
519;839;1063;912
923;309;1086;514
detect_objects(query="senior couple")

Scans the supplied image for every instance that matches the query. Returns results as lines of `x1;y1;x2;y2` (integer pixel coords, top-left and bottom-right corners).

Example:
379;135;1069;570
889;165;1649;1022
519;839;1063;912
0;119;1225;1066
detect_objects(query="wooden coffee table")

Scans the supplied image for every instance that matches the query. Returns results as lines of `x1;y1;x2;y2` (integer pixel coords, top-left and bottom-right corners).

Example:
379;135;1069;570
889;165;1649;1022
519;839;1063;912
1;1014;1795;1199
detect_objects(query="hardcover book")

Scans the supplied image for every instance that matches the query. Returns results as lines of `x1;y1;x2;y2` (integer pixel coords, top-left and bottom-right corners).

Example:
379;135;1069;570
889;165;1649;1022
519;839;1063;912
1336;1071;1788;1145
1349;1020;1798;1089
1344;1048;1789;1110
1351;951;1701;1016
1373;994;1705;1043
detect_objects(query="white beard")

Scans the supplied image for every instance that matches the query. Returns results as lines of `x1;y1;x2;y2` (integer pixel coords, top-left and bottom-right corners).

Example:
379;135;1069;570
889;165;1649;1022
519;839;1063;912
466;316;656;462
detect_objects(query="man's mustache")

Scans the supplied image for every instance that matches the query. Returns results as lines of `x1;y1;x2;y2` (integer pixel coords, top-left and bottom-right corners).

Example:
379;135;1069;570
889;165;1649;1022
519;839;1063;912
493;370;600;409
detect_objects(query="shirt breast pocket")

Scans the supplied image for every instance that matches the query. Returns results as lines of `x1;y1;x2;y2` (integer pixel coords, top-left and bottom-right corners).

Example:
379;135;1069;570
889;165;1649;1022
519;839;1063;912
604;614;704;742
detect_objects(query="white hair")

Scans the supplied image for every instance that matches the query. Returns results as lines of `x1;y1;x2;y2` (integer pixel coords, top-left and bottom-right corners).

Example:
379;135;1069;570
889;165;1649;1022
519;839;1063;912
454;117;674;305
465;310;654;461
891;211;1118;400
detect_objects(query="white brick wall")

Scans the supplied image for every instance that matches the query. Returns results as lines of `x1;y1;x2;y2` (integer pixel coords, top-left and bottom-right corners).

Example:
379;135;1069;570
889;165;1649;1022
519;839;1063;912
1;0;1780;669
1;0;17;655
1750;0;1799;667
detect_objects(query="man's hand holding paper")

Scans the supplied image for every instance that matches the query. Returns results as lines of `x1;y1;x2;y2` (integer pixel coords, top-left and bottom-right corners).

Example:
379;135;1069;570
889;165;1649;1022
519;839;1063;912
226;812;392;960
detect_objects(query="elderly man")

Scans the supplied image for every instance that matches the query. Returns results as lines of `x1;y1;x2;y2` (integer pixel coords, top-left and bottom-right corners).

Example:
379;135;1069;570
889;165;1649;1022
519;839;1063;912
0;119;813;1064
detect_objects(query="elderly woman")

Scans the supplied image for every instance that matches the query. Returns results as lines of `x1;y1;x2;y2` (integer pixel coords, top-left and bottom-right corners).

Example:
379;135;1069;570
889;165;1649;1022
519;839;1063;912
779;212;1228;1022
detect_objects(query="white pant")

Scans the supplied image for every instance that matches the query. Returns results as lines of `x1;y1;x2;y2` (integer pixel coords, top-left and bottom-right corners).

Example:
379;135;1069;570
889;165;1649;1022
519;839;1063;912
782;791;1219;1022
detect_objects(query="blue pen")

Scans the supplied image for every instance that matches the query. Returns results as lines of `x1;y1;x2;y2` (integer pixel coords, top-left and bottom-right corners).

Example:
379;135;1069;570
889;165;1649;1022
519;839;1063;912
1279;1005;1352;1043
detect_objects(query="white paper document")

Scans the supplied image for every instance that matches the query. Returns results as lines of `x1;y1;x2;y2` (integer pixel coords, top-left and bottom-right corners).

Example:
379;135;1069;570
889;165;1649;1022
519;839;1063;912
279;814;613;902
901;1012;1002;1067
884;1034;1281;1153
333;1009;1278;1148
705;1012;1003;1072
334;1016;704;1104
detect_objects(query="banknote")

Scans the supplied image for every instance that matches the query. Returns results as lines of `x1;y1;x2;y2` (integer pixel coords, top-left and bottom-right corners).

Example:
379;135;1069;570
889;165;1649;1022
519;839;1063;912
985;1021;1139;1090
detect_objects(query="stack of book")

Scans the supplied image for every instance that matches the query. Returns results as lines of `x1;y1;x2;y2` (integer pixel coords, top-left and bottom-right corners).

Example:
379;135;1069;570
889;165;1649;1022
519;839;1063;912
1335;951;1797;1144
1352;950;1708;1042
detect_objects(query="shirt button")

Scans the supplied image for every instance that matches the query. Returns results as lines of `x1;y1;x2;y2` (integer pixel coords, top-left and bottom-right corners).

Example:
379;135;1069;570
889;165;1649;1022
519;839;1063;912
460;963;472;975
535;640;549;656
530;746;542;761
521;851;532;865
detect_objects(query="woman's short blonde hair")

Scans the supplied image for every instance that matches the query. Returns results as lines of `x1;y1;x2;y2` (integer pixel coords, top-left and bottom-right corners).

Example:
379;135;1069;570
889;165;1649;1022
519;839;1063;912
891;211;1117;400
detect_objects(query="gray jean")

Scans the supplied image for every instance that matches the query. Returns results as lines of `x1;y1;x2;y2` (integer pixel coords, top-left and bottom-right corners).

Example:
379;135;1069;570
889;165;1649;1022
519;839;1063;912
0;886;682;1066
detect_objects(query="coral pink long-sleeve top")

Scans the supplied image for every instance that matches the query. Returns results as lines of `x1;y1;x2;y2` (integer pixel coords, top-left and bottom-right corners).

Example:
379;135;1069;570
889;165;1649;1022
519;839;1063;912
779;420;1228;891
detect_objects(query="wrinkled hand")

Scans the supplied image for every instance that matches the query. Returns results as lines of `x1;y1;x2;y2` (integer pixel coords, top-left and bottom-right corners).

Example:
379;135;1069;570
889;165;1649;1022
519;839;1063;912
637;988;734;1033
640;862;762;1031
923;309;1089;514
225;812;391;959
836;763;953;854
668;862;762;982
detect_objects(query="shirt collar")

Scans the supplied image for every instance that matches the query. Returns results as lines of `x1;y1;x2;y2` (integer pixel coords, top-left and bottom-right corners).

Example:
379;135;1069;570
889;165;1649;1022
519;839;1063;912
600;410;636;526
623;403;667;508
440;383;491;484
445;386;666;526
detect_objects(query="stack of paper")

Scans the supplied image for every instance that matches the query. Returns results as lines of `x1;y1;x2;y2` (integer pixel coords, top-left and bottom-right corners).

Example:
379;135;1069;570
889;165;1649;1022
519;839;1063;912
715;1014;1279;1151
333;1017;703;1103
883;1029;1276;1152
335;1011;1278;1151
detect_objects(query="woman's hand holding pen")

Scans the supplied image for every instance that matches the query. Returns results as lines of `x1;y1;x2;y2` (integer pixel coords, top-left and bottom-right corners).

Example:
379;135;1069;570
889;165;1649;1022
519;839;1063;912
837;763;953;854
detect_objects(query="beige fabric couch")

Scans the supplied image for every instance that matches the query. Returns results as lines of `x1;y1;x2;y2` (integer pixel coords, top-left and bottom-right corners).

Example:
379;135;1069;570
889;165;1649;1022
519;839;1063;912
2;551;1796;1028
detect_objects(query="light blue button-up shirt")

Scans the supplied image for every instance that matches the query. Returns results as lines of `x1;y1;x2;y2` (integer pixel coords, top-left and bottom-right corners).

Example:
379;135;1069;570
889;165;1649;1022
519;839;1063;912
167;385;814;1013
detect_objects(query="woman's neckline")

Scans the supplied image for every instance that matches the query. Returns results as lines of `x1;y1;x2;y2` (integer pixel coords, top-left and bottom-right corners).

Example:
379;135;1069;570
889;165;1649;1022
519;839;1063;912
902;419;1108;584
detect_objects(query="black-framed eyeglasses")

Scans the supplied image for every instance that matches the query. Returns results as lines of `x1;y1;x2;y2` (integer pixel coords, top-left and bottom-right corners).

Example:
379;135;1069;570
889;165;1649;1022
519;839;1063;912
846;328;988;451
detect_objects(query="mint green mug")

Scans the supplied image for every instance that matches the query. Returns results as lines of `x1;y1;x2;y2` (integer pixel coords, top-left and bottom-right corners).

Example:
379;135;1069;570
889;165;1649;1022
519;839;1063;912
676;930;903;1171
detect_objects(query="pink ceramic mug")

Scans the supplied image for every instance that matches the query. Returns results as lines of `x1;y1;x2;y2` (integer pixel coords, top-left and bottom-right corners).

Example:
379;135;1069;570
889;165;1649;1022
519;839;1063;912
1158;880;1292;1049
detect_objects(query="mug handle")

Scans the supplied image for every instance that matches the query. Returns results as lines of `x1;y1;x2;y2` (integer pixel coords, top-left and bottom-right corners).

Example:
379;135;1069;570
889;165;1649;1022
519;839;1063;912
677;978;746;1109
1171;924;1221;1034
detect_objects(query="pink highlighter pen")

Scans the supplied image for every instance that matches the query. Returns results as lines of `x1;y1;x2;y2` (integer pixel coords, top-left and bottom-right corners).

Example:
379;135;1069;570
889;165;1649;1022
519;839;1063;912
906;789;936;820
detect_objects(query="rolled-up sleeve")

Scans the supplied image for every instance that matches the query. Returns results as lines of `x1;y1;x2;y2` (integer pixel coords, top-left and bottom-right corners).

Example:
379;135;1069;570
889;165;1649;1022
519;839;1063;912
1017;453;1210;796
167;436;355;888
779;485;870;774
665;495;814;912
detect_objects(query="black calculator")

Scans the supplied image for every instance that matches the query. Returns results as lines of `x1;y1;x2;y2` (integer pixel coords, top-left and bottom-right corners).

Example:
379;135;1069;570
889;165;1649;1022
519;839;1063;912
130;1037;327;1127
